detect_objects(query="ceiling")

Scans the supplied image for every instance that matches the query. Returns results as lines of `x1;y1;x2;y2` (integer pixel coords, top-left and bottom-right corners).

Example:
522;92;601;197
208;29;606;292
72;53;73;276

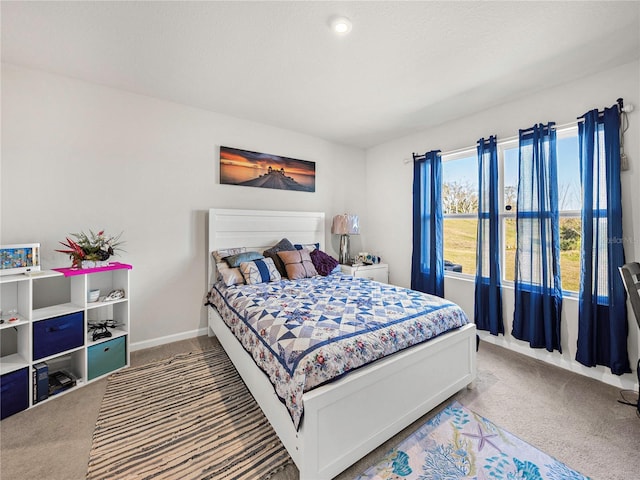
2;1;639;149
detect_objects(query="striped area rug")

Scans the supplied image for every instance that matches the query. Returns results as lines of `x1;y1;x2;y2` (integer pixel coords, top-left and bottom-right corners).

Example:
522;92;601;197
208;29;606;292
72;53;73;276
86;345;292;480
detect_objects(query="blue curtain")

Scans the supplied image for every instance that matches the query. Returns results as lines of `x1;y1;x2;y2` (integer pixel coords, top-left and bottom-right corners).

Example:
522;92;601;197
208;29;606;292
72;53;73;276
411;150;444;297
512;123;563;352
576;105;630;375
474;136;504;335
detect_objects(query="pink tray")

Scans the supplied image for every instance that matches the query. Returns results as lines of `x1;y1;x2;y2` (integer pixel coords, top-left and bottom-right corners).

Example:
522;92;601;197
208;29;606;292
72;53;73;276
52;262;132;277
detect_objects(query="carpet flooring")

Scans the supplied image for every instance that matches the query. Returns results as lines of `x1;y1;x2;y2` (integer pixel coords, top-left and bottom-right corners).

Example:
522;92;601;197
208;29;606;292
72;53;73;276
86;347;291;480
1;336;639;480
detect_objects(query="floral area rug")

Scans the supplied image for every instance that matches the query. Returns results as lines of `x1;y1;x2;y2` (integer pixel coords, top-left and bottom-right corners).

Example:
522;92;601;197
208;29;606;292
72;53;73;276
355;401;589;480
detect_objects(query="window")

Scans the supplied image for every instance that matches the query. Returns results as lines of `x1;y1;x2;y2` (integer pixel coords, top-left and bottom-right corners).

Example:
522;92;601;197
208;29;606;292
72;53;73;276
501;141;518;285
556;131;582;293
502;129;581;293
442;128;582;293
441;151;478;277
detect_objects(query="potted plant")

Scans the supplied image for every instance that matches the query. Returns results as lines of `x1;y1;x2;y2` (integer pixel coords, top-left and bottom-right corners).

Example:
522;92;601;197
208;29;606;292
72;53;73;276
56;230;124;268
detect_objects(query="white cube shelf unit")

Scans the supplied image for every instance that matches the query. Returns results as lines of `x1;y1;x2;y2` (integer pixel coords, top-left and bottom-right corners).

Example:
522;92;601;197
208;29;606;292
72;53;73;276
0;262;131;420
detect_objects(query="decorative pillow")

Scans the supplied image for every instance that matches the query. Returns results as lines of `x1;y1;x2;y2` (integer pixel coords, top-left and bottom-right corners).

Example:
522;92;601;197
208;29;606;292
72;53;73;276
225;251;264;268
216;262;245;286
211;247;246;264
240;257;282;284
263;238;295;277
277;249;319;280
310;249;340;276
294;242;320;252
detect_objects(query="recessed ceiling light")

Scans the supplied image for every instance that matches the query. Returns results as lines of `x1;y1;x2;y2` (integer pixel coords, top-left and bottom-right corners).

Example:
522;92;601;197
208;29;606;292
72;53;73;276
330;16;352;35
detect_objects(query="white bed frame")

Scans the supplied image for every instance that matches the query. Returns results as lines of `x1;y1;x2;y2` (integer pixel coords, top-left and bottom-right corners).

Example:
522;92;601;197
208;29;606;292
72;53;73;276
207;208;476;480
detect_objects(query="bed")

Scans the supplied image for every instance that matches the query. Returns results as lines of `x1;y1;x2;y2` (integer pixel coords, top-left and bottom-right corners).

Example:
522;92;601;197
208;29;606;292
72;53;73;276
206;208;476;480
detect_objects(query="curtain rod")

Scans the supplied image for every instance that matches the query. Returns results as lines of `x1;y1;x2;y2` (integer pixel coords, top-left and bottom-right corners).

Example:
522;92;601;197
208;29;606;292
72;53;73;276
409;121;579;163
409;99;633;163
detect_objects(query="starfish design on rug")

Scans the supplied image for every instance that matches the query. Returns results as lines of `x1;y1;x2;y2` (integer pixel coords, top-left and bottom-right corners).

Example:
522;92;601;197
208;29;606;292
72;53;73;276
462;424;502;453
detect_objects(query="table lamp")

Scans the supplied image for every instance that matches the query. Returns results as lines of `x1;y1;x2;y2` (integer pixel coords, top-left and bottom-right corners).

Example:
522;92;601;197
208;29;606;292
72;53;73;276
331;214;360;264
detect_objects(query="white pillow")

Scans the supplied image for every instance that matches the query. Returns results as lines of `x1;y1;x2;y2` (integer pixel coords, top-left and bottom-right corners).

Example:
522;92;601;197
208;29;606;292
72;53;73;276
212;247;247;281
294;242;319;252
216;262;245;286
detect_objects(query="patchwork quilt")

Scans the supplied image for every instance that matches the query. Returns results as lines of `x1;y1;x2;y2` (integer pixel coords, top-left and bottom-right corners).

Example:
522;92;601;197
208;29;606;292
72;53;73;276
208;273;469;429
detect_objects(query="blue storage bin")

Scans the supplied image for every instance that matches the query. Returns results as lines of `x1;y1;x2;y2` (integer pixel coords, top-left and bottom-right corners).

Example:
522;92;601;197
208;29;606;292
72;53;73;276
1;367;29;420
88;336;126;380
33;312;84;361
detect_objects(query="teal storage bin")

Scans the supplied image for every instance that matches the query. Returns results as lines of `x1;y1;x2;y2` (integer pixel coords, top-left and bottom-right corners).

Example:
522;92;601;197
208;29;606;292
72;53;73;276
87;336;126;380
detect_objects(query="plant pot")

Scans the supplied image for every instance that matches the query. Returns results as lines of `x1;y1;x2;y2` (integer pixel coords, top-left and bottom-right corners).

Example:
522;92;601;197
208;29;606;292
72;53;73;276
81;260;110;269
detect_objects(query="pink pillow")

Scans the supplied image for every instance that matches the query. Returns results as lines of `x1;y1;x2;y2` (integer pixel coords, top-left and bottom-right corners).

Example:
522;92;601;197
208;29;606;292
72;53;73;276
277;249;318;280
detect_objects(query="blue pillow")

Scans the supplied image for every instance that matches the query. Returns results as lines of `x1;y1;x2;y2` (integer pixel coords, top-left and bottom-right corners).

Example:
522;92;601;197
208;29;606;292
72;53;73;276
225;251;264;268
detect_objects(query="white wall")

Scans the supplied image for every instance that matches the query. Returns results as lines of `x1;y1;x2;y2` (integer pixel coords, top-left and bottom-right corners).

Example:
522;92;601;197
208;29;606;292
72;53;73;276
3;60;638;388
365;60;640;390
0;64;367;349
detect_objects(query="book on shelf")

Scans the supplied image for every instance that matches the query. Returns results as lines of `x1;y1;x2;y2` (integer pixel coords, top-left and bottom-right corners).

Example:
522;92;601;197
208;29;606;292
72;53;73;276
33;362;49;403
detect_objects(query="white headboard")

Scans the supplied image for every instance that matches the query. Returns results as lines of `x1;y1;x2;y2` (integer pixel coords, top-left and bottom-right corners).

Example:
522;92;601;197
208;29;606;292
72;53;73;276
207;208;325;289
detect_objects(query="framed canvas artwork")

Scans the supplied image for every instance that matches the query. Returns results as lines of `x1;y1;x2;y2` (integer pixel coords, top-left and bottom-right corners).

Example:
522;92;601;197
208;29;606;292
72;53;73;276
0;243;41;276
219;146;316;192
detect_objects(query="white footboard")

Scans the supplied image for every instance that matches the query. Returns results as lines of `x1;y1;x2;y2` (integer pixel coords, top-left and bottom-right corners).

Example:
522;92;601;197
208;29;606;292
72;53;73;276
209;307;476;480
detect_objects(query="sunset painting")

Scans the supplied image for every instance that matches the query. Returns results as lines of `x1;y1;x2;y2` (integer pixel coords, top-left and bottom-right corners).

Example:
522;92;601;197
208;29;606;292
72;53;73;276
219;146;316;192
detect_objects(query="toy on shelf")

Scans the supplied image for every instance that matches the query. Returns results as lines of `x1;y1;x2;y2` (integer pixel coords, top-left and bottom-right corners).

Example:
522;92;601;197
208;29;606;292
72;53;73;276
88;320;123;341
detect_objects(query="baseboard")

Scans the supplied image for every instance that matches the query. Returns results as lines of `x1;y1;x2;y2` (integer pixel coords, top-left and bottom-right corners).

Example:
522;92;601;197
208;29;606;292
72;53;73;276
479;332;639;392
130;327;209;352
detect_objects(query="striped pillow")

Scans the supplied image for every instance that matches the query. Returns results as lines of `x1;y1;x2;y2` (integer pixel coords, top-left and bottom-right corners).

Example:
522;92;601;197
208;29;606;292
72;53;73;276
239;257;282;284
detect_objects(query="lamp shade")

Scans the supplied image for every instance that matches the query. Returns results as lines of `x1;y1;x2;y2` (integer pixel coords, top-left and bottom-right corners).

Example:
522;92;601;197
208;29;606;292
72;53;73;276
331;214;360;235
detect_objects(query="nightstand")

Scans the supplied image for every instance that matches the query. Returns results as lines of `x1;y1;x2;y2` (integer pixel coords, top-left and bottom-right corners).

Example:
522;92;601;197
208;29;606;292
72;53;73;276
340;263;389;284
